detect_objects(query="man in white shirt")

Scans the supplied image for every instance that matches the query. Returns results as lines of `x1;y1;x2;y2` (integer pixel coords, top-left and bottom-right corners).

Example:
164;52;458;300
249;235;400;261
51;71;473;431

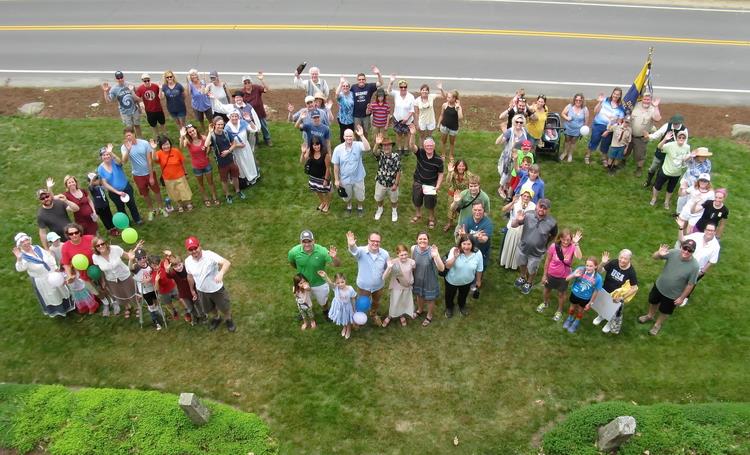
680;223;720;306
184;236;235;332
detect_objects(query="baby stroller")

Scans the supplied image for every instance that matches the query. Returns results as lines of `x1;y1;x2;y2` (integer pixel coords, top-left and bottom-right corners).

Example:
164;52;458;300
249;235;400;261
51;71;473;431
535;113;563;159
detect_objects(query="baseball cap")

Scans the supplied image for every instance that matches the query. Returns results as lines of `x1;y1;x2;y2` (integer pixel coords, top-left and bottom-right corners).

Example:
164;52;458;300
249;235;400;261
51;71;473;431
134;248;147;259
114;71;124;79
681;239;696;253
87;172;98;182
520;140;532;148
241;75;252;82
299;230;314;242
209;70;219;78
676;131;687;138
311;110;321;118
537;198;551;209
304;95;315;103
313;91;326;100
697;173;711;182
185;236;200;250
140;73;151;80
46;232;62;243
36;188;51;199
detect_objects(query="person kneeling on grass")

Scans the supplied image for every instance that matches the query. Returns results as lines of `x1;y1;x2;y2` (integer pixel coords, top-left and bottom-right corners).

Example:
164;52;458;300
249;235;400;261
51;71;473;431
293;273;316;330
318;271;356;339
562;257;603;334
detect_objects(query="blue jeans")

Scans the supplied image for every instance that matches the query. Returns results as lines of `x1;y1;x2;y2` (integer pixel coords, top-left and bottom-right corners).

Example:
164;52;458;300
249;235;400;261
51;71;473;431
259;117;271;143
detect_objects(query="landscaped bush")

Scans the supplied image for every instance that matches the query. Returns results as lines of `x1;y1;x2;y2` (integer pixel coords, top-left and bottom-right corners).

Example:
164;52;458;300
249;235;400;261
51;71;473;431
543;401;750;455
0;384;277;455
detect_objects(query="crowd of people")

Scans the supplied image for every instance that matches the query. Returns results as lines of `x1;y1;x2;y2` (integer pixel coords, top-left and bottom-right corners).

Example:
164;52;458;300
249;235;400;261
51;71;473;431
15;65;729;337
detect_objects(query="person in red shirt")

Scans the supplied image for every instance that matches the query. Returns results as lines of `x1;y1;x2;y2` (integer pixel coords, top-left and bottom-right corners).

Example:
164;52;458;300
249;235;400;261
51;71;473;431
240;73;272;146
60;222;115;314
149;254;188;322
135;73;166;137
163;250;205;324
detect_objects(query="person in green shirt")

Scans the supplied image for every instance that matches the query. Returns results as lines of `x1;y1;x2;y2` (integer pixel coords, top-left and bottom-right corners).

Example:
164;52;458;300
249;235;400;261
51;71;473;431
450;174;491;228
288;230;340;315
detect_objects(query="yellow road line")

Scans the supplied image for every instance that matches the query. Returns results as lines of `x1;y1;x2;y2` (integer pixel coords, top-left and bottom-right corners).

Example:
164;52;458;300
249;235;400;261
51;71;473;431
0;23;747;46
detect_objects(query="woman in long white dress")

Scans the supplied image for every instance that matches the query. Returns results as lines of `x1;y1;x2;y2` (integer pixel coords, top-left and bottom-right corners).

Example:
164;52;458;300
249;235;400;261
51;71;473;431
211;96;261;185
13;232;74;317
499;189;536;270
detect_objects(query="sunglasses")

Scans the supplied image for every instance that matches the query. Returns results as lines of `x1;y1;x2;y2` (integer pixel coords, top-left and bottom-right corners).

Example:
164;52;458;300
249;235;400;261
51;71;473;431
67;231;81;236
399;86;407;89
95;242;107;247
142;79;150;82
515;121;525;124
188;247;199;252
39;193;51;200
681;246;695;253
165;75;174;79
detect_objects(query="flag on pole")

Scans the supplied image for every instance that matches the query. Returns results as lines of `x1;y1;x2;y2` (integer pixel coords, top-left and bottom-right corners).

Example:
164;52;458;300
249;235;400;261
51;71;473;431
622;48;654;113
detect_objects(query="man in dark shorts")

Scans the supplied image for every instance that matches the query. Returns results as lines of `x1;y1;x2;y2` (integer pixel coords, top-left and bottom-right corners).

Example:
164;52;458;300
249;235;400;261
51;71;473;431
184;236;235;332
511;198;558;295
206;116;245;204
134;73;166;137
638;240;699;336
351;66;383;140
407;124;444;229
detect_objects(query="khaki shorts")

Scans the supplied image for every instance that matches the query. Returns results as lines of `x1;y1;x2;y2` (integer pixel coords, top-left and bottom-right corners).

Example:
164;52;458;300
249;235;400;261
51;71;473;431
341;181;366;202
164;176;193;203
199;286;231;314
516;250;544;275
374;181;399;203
120;110;141;127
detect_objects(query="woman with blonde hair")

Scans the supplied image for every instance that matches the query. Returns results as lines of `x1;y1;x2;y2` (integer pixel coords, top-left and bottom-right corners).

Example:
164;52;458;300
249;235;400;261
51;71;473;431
162;70;187;128
92;237;139;319
63;175;98;235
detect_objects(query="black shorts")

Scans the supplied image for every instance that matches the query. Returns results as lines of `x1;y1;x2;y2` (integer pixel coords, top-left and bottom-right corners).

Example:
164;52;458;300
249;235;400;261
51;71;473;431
544;275;568;292
569;293;590;306
648;284;677;315
412;181;437;209
142;291;158;306
653;169;680;193
146;111;166;127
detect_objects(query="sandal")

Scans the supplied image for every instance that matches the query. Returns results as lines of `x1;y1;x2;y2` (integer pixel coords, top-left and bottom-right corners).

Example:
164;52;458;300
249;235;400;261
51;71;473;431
637;314;653;324
212;199;221;206
410;215;422;224
177;206;184;213
321;204;330;213
203;199;211;208
400;317;407;327
421;316;432;327
428;219;436;229
124;309;131;319
413;310;423;319
381;317;391;328
186;203;193;211
584;154;591;165
649;324;662;336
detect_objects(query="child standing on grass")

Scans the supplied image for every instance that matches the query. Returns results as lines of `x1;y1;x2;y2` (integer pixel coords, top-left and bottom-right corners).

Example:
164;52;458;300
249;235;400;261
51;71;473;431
293;274;316;330
164;251;205;324
130;248;165;331
562;257;603;334
369;88;390;140
537;229;583;321
381;244;416;328
318;270;355;339
149;254;187;322
604;116;632;174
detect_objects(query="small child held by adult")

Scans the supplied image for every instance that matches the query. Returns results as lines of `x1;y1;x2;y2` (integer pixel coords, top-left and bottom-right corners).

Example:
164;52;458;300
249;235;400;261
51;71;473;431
292;273;316;330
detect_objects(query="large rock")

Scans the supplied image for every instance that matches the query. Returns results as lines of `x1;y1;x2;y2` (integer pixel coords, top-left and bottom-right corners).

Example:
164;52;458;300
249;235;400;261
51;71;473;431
178;392;211;426
597;416;636;452
731;124;750;140
18;101;45;116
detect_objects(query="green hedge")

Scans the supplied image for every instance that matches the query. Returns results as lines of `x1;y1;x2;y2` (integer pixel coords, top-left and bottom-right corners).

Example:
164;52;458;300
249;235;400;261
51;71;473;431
0;384;277;455
543;401;750;455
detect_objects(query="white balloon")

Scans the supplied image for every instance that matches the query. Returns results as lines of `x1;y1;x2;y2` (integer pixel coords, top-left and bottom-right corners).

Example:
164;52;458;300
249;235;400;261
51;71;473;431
120;193;130;203
579;125;591;136
47;272;65;288
353;311;368;325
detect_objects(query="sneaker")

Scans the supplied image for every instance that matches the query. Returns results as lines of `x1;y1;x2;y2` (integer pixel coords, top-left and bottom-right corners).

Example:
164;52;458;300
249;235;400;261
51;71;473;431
445;307;454;319
536;302;548;313
521;283;532;295
226;195;233;205
265;140;273;147
374;206;384;220
562;316;574;330
514;277;526;288
209;317;223;331
592;315;604;326
172;310;180;321
113;302;121;316
391;208;398;222
679;298;689;307
226;319;237;332
161;208;169;217
472;289;480;299
346;206;352;216
102;304;110;317
567;319;581;333
553;311;563;322
459;307;469;317
357;207;364;217
602;320;612;333
156;323;162;331
567;154;573;163
148;210;155;221
237;191;246;200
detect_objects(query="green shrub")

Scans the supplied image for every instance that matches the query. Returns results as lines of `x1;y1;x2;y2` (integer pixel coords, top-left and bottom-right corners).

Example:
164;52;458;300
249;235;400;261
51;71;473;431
1;384;277;455
543;401;750;455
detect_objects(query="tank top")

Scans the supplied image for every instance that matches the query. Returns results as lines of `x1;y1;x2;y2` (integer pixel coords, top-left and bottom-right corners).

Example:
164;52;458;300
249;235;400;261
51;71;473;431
307;151;328;179
441;105;459;130
186;140;210;169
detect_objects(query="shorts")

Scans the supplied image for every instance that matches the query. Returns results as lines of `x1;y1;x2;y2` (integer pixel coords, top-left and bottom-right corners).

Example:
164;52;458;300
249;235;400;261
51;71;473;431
169;110;187;120
608;145;626;160
340;181;366;202
544;275;568;292
120;111;141;127
516;250;543;275
648;284;677;315
199;286;231;314
354;116;371;131
569;293;590;306
419;121;436;132
133;172;160;196
192;164;213;176
218;162;240;182
158;288;178;305
393;120;410;135
374;181;399;203
310;283;330;307
439;125;458;136
411;181;437;209
653;169;680;193
146;110;166;127
588;123;612;153
627;136;648;162
194;108;213;123
142;291;158;306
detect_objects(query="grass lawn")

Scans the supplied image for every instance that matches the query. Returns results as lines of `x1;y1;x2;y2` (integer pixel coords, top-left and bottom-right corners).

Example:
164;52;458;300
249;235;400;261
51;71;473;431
0;116;748;454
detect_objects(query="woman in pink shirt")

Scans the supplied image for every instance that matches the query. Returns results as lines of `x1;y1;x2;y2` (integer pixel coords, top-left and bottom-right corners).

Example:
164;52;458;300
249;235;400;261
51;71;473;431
536;229;582;321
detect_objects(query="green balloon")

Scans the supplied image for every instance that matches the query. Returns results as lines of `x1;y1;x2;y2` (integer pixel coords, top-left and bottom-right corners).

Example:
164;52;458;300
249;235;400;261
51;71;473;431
72;253;89;271
113;212;130;229
121;227;138;244
87;264;102;281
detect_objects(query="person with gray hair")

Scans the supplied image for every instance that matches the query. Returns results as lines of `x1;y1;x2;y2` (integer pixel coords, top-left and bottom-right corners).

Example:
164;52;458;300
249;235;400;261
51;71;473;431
595;249;639;334
408;124;445;230
294;66;330;98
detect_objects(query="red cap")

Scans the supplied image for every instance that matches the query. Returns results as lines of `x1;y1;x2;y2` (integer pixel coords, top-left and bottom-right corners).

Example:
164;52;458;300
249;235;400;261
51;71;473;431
521;140;533;148
185;236;200;250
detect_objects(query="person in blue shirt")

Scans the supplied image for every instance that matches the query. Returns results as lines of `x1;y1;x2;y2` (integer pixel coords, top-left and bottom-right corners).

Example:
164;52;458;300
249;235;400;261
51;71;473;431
101;71;142;138
562;257;603;333
346;230;389;326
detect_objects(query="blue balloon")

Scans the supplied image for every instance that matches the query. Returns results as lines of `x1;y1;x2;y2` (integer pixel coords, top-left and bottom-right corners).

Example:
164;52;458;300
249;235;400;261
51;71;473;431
355;295;371;312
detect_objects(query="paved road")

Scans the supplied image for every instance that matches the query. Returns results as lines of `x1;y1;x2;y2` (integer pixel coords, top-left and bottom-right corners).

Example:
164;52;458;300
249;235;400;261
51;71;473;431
1;0;748;104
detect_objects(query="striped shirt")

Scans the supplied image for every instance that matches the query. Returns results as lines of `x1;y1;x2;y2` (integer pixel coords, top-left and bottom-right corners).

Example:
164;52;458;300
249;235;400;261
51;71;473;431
370;102;390;128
